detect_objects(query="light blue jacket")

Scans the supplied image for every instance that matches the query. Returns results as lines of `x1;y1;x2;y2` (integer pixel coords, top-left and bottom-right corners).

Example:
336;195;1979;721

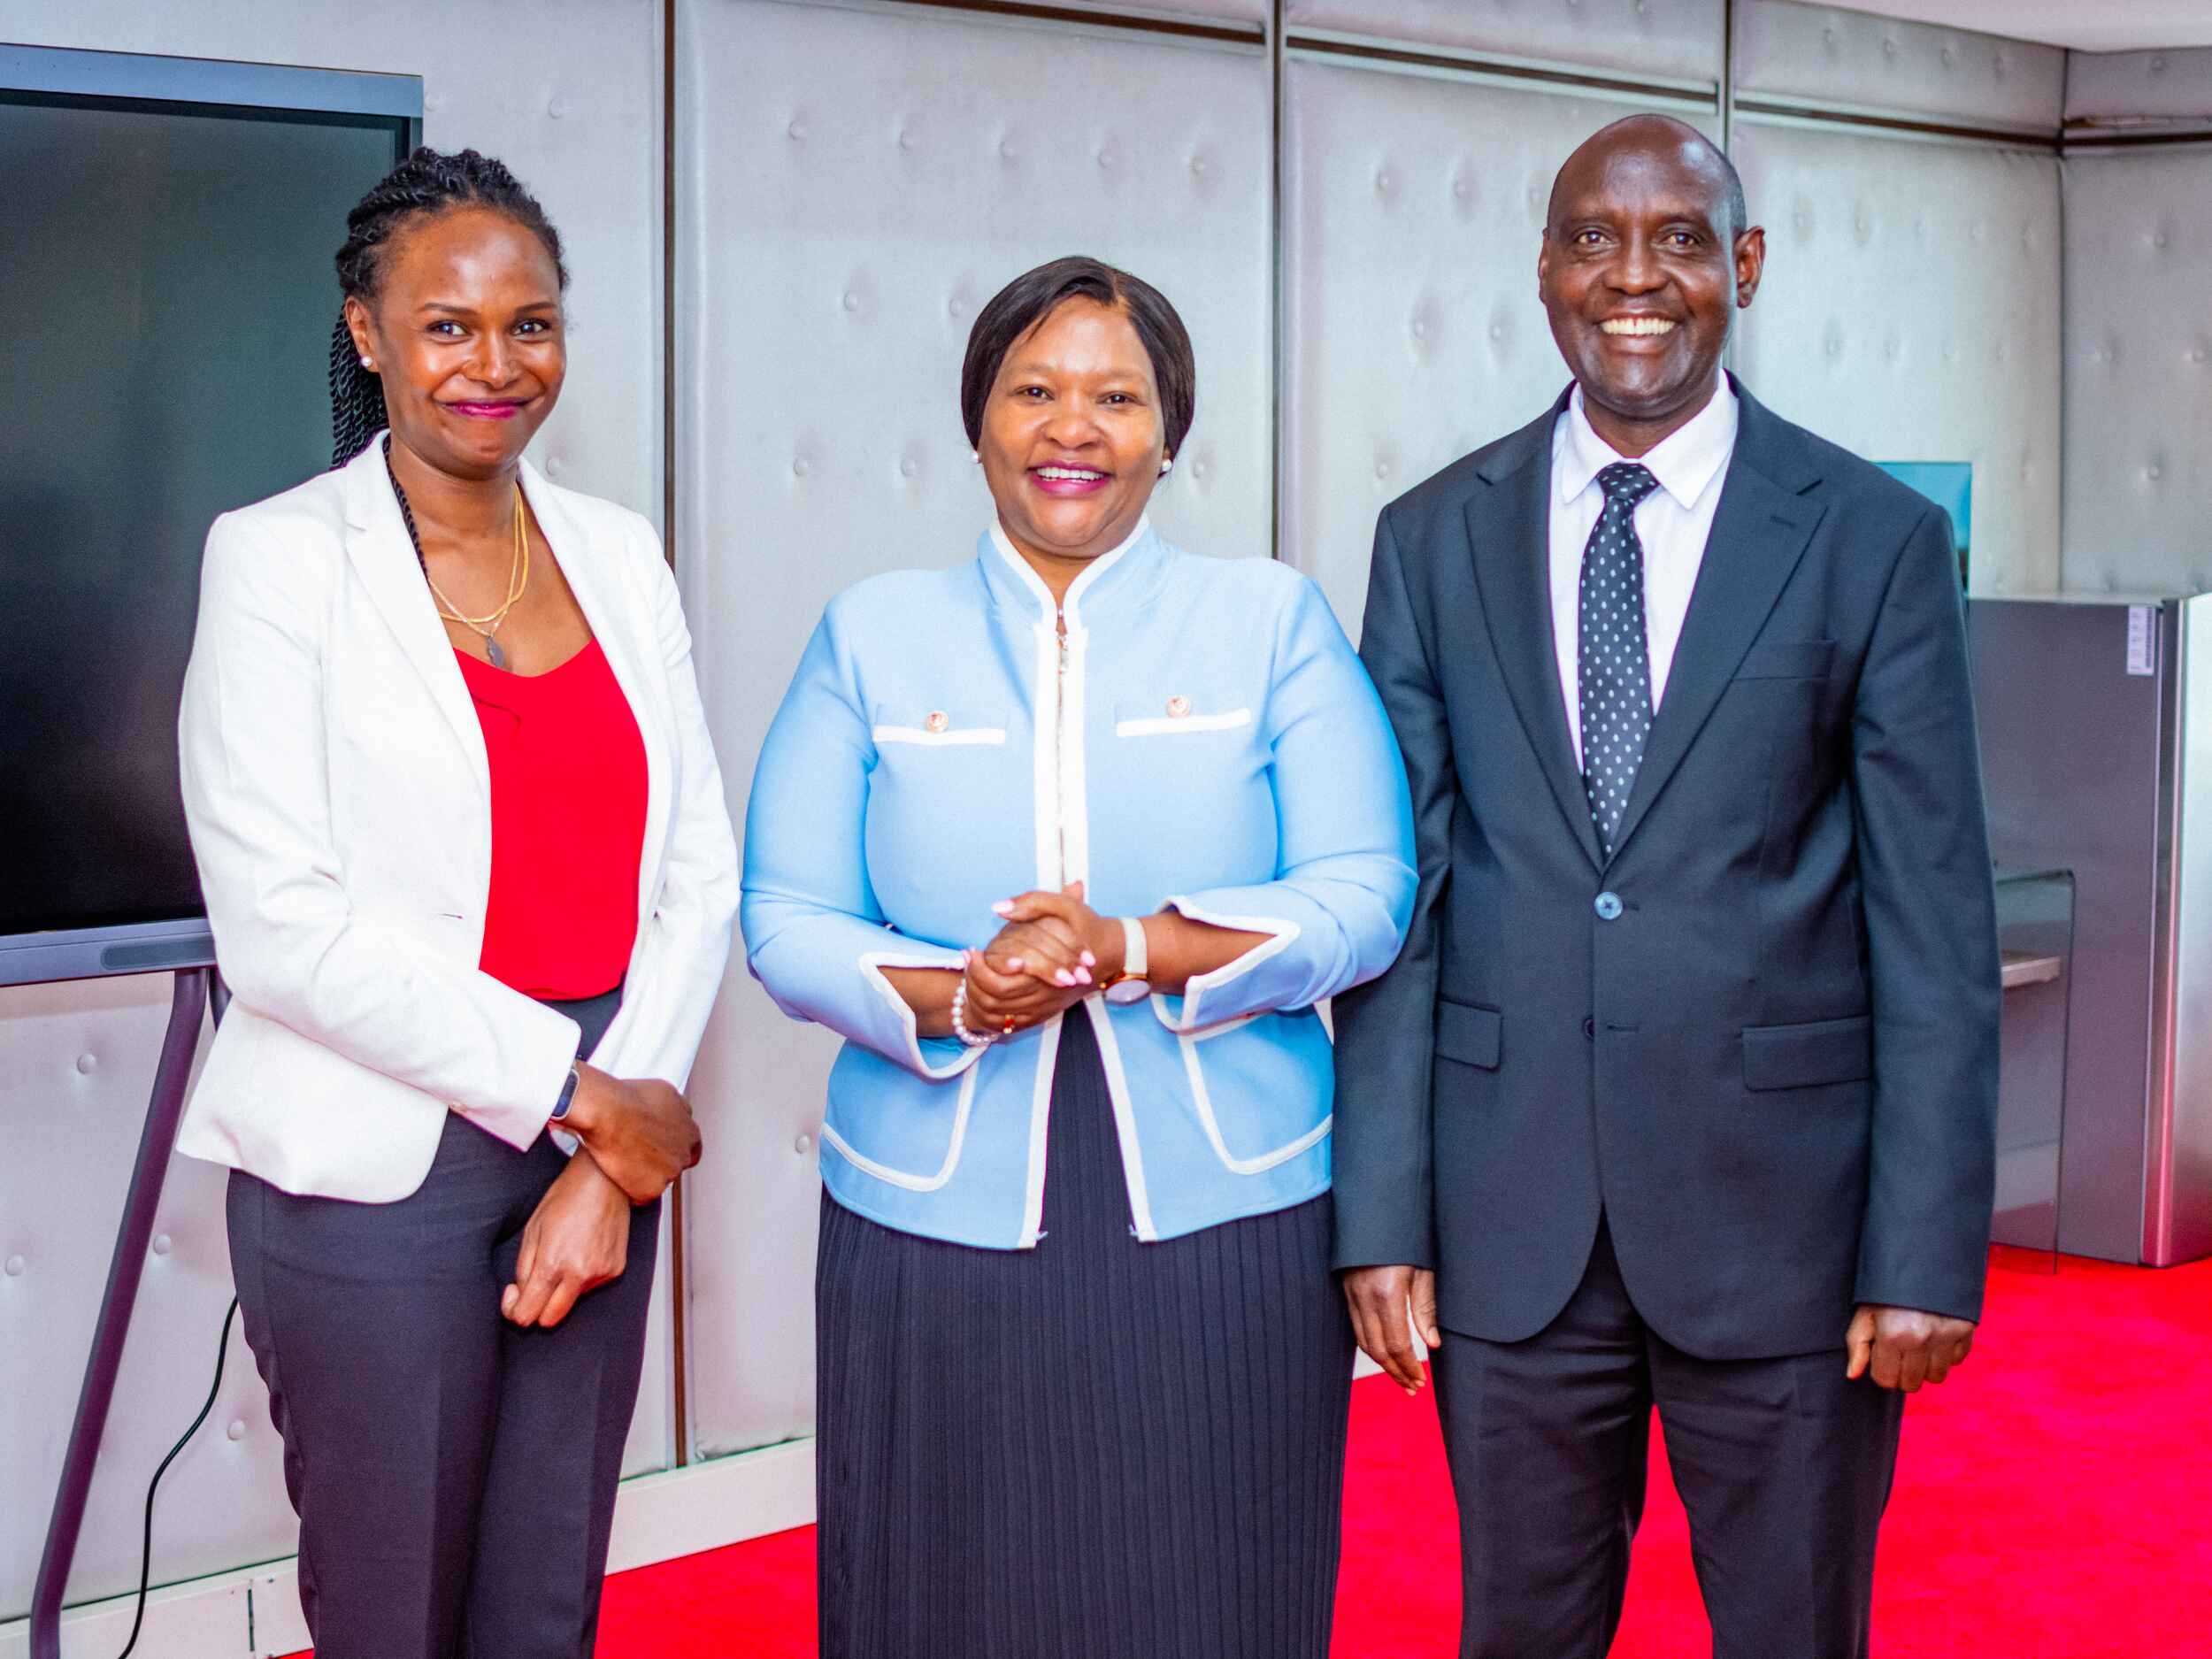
741;519;1416;1248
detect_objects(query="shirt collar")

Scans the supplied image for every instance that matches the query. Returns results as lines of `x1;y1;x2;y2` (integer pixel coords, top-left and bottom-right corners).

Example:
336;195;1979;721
984;513;1154;626
1555;374;1739;513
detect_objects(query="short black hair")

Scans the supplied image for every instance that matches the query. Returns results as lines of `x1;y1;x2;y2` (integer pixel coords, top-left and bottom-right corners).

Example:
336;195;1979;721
960;256;1195;458
327;146;569;466
1546;115;1750;242
1713;145;1749;242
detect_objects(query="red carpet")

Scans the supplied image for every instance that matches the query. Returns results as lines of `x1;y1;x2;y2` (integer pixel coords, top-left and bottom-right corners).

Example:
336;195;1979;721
1323;1255;2212;1659
296;1255;2212;1656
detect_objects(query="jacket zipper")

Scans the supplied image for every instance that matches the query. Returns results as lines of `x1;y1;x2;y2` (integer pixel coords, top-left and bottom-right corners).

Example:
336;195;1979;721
1018;603;1074;1251
1031;573;1155;1246
1055;605;1069;885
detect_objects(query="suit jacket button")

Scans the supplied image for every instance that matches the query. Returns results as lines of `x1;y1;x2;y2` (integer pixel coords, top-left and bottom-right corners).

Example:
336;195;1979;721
1594;891;1624;921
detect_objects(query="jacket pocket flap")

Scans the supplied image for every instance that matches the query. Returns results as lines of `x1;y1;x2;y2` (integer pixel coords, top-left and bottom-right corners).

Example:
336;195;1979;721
1742;1014;1872;1090
1734;639;1836;681
872;717;1007;746
1112;701;1254;738
1435;999;1502;1070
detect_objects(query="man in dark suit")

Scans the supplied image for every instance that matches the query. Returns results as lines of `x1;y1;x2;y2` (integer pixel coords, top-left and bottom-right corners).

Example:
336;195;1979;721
1332;114;2000;1657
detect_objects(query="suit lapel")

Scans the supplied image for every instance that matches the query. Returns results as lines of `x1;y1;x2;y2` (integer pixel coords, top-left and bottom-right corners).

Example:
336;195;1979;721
1465;389;1603;871
1605;387;1826;863
341;440;490;798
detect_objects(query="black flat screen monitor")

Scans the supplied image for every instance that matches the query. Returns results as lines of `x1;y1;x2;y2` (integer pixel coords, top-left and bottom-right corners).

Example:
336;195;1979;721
0;46;419;984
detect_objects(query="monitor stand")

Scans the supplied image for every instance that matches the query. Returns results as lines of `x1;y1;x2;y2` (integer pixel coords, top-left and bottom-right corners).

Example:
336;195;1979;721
29;965;215;1659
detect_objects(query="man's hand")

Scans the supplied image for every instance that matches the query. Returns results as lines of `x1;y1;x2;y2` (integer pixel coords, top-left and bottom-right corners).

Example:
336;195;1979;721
503;1153;631;1329
1846;1304;1976;1392
1342;1265;1440;1394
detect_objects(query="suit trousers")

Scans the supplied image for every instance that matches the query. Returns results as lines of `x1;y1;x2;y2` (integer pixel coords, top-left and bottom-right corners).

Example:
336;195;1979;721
1432;1220;1903;1659
225;987;658;1659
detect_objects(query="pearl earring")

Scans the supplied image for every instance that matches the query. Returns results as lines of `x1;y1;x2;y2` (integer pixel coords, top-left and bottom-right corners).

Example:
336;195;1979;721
1158;456;1174;477
971;450;981;465
360;357;374;371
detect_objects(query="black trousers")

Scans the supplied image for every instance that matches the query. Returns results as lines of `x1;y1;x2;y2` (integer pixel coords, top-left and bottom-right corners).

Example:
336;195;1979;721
225;989;657;1659
1432;1220;1904;1659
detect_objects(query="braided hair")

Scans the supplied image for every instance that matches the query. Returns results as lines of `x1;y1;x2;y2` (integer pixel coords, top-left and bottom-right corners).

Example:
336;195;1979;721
328;146;570;466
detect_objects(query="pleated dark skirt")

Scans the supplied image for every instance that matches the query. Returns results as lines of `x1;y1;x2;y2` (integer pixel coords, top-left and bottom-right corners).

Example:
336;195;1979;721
816;1011;1355;1659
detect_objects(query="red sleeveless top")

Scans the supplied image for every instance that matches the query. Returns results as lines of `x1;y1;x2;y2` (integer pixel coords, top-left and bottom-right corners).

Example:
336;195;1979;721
455;639;648;1000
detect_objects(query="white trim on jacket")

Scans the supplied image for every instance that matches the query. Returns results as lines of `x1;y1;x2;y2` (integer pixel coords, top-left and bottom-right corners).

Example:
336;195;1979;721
986;517;1163;1243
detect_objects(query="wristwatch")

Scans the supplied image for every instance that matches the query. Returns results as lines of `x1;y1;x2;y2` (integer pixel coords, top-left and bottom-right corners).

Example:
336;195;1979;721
1102;916;1153;1006
549;1060;582;1124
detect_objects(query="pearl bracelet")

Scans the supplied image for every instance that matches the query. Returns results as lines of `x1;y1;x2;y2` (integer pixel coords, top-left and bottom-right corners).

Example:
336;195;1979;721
950;975;995;1048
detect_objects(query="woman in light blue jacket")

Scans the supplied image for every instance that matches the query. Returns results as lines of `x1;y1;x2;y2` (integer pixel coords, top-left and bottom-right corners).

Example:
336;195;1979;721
743;256;1415;1658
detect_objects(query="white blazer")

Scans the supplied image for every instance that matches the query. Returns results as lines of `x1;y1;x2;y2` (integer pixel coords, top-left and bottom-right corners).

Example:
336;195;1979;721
176;436;739;1202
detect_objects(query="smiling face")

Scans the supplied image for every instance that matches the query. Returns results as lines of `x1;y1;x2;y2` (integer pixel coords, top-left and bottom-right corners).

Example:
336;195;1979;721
344;205;565;480
979;296;1166;574
1538;117;1764;455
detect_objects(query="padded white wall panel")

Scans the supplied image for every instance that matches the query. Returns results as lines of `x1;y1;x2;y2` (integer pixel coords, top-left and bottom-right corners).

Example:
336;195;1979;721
675;0;1271;1460
2060;146;2212;594
1047;0;1270;23
0;982;269;1619
2067;46;2212;124
3;0;667;1621
1285;0;1724;88
1280;56;1717;632
1734;0;2065;132
1732;120;2062;594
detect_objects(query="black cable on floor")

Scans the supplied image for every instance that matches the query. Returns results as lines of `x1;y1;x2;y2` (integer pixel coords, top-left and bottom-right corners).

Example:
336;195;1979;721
114;1294;240;1659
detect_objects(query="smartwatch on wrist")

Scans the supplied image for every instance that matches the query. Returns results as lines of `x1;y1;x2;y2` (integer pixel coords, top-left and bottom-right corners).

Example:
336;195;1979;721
1102;915;1153;1006
550;1060;582;1125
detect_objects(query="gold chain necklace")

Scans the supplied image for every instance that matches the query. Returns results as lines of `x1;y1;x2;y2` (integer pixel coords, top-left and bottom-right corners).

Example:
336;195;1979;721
426;484;527;616
424;488;529;668
383;441;534;669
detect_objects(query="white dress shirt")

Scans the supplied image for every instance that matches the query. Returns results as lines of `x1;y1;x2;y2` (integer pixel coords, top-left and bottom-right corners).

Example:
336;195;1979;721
1549;375;1740;771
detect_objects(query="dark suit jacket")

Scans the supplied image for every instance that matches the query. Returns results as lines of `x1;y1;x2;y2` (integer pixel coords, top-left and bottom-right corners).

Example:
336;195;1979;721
1332;377;2001;1362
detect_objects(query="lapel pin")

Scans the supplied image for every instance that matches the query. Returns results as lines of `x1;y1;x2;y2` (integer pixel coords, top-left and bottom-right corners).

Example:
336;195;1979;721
1166;695;1192;718
925;710;950;733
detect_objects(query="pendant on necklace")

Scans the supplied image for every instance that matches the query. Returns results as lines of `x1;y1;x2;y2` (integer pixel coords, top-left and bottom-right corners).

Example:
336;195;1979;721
486;639;508;671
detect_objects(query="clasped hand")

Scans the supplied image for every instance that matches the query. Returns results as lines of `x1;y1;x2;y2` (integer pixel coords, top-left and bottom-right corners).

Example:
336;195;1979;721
503;1068;702;1328
962;881;1120;1035
562;1066;702;1202
503;1151;630;1329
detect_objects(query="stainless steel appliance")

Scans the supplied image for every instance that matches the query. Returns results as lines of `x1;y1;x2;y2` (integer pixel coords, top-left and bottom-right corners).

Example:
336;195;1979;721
1971;595;2212;1265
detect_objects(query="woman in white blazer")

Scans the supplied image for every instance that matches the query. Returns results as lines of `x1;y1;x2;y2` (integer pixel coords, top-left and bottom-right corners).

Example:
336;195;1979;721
175;150;737;1659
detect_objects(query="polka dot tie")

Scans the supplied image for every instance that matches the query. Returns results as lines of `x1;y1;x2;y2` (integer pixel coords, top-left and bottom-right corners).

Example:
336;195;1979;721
1578;462;1662;860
